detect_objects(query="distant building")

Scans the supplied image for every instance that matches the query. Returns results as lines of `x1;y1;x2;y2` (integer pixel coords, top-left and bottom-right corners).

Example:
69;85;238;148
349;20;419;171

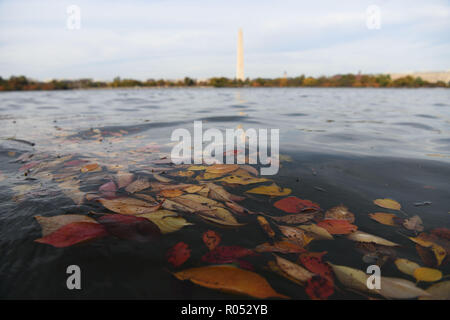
389;71;450;83
236;29;244;81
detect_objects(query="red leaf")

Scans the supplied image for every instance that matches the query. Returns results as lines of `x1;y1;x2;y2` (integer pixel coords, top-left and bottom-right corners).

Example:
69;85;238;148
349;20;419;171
299;252;333;283
167;242;191;267
35;222;107;248
317;219;358;235
99;181;117;198
64;159;88;167
201;246;254;264
202;230;221;251
305;276;334;300
431;228;450;241
98;214;160;242
19;161;40;172
274;196;320;213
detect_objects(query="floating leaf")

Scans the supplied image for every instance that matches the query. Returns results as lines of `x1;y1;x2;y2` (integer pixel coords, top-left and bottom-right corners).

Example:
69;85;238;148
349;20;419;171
81;163;100;173
202;230;221;251
317;219;358;235
257;216;275;238
98;214;160;241
205;164;239;174
306;276;334;300
35;222;107;248
419;281;450;300
299;252;333;282
175;194;224;208
403;215;424;232
274;255;314;282
125;178;151;193
255;241;306;253
98;197;160;215
369;212;397;226
202;246;254;264
35;214;98;237
324;205;355;223
379;277;430;299
167;242;190;267
153;173;172;183
431;228;450;241
160;189;184;198
409;236;446;266
298;224;334;240
139;210;193;234
329;264;371;294
116;172;134;188
99;181;117;198
347;231;399;246
274;196;320;213
373;198;401;211
218;175;269;185
246;183;291;196
199;207;245;227
267;213;315;225
394;258;420;276
278;225;310;246
413;267;442;282
183;185;204;194
188;165;207;171
204;182;245;202
174;265;288;298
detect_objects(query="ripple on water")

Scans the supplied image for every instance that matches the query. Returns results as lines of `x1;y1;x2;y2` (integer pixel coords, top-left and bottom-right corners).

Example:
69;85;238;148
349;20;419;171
395;122;436;131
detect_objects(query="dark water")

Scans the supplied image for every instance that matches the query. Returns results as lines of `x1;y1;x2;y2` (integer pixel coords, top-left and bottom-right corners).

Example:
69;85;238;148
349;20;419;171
0;88;449;299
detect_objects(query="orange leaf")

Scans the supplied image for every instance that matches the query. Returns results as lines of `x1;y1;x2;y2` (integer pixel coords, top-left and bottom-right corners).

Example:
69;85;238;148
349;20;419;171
317;219;357;235
174;265;288;299
274;196;320;213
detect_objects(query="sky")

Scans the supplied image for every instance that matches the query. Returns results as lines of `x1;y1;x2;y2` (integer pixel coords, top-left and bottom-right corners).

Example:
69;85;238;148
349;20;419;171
0;0;449;81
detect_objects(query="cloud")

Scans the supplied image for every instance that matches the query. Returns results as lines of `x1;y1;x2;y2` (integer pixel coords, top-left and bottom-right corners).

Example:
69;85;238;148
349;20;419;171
0;0;448;80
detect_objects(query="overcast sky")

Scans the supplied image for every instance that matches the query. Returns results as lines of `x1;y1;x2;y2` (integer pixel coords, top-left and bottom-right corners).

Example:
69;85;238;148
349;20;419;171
0;0;449;80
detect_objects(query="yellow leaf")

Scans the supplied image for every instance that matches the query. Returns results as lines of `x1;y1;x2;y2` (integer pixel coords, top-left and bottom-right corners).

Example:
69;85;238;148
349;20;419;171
139;210;193;234
175;170;195;177
373;198;401;210
81;163;100;173
160;189;184;198
218;175;269;185
188;165;207;171
369;212;397;226
298;224;334;240
98;197;160;215
347;231;399;246
274;255;314;282
183;185;204;194
174;265;288;299
413;267;442;282
246;183;291;196
205;164;239;174
394;258;420;276
409;237;446;266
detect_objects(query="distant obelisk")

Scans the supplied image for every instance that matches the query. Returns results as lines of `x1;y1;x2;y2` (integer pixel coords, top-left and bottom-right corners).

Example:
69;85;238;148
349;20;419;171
236;28;244;81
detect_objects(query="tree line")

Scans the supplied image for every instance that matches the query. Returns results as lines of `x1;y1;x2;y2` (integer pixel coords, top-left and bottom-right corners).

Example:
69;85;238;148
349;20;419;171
0;74;448;91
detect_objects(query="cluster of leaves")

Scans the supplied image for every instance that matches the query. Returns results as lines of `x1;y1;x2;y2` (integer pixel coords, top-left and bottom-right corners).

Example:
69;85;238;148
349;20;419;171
8;147;450;300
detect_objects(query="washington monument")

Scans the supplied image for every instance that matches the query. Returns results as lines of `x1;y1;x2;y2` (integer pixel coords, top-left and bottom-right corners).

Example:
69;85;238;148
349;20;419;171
236;28;244;81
